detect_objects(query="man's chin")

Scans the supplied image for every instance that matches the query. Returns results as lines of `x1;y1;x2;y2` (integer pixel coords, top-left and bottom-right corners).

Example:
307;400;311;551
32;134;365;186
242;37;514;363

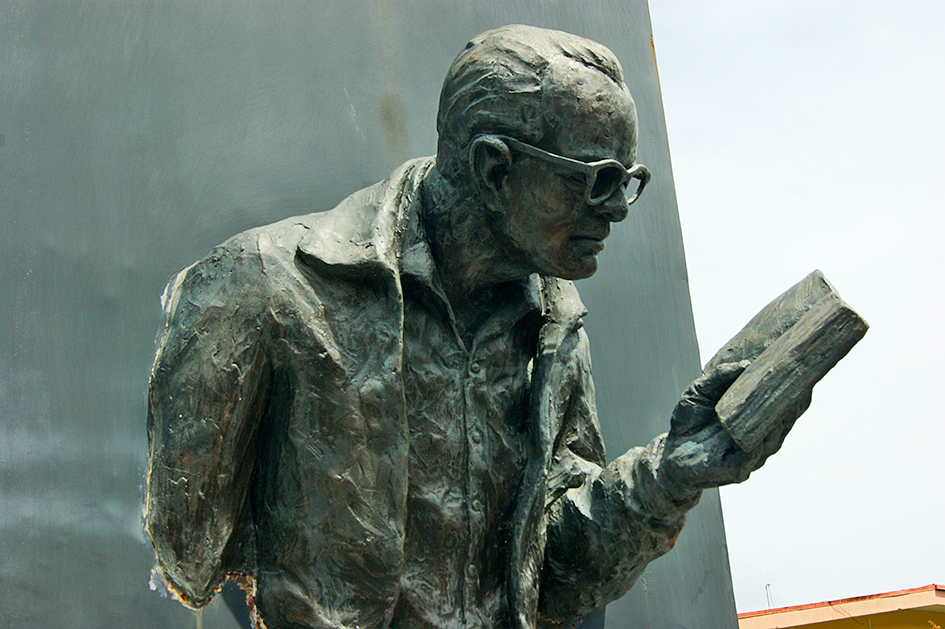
552;256;599;281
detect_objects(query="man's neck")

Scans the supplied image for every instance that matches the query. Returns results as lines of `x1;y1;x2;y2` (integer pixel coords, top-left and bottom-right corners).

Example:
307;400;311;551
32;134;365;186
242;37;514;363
420;167;531;340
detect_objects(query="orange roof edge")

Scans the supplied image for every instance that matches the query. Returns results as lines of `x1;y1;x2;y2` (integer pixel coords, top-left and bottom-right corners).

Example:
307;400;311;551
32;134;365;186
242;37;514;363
738;584;945;619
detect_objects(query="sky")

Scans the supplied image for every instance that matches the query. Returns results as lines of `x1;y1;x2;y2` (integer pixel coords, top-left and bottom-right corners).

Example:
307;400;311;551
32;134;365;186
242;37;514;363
646;0;945;614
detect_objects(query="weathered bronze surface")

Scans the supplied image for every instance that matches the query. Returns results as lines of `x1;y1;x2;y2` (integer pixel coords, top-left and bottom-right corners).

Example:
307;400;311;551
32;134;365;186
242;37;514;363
145;25;857;629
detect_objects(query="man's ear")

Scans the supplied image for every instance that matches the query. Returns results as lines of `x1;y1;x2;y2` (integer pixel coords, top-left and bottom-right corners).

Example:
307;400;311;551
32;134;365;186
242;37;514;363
468;135;513;204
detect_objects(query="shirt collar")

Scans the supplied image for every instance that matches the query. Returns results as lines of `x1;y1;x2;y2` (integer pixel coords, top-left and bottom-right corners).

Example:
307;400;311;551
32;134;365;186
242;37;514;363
398;197;543;341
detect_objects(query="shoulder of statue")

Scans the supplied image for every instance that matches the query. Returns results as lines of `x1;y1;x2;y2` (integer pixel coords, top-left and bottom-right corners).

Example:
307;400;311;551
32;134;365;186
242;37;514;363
295;157;435;276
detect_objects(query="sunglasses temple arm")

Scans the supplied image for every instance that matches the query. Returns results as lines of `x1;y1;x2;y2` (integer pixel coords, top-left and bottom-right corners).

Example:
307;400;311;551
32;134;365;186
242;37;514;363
626;165;651;205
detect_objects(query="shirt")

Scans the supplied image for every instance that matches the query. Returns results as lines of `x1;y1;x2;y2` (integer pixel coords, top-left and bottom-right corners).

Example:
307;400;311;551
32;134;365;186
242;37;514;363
392;225;545;629
145;158;698;629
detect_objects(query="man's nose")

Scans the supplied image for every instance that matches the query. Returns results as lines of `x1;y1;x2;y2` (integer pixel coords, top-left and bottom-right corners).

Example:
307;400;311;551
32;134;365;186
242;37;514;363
593;188;630;222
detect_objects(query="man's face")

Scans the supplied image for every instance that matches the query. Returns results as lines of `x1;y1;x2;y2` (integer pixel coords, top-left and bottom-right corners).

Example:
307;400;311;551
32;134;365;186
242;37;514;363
498;63;639;281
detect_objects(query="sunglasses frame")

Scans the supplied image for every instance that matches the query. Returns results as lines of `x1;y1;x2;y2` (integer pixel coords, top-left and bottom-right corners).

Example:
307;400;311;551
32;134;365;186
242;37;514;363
486;134;651;206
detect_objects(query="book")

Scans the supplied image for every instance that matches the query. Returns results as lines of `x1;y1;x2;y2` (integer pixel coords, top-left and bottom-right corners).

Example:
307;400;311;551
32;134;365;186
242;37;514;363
705;270;869;452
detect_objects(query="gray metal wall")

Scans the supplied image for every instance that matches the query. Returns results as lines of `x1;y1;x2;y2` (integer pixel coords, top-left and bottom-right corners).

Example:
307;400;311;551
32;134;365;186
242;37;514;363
0;1;738;627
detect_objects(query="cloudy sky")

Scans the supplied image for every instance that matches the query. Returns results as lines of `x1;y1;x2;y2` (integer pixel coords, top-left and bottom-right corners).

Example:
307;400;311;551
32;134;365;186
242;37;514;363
646;0;945;614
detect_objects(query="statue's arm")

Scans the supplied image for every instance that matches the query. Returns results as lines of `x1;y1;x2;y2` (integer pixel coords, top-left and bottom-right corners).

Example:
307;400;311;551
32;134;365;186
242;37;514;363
537;330;699;622
145;242;272;607
539;334;805;623
539;436;699;622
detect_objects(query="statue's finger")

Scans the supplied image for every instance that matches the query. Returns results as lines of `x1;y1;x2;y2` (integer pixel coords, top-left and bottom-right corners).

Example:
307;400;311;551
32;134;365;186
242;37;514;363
692;360;751;403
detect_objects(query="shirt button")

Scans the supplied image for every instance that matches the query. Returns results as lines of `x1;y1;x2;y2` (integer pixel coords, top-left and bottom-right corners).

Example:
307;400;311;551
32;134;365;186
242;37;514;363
469;362;481;375
470;429;482;444
471;498;482;512
466;564;477;579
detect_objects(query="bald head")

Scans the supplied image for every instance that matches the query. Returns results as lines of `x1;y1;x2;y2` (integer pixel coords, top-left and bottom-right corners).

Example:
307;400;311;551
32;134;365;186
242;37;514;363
436;25;638;181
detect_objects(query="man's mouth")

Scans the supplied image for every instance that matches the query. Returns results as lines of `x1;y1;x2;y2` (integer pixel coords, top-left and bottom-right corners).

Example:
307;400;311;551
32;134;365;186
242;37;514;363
573;222;611;242
571;226;610;244
570;236;606;252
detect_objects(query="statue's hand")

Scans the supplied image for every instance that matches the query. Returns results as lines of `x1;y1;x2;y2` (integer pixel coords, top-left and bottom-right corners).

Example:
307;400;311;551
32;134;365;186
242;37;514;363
659;361;810;494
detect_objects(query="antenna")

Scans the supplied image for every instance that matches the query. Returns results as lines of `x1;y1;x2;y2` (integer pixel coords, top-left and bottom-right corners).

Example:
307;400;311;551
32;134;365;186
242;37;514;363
765;583;774;610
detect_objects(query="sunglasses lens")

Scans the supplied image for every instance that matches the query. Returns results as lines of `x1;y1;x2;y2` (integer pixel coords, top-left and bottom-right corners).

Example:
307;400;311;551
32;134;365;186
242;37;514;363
589;166;626;202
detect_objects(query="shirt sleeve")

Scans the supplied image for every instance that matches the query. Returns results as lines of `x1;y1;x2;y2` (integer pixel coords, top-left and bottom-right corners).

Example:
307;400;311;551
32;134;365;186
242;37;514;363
145;237;272;607
538;329;701;623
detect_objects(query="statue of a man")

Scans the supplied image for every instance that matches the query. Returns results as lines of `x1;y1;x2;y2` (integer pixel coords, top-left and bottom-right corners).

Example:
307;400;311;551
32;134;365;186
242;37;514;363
146;25;800;629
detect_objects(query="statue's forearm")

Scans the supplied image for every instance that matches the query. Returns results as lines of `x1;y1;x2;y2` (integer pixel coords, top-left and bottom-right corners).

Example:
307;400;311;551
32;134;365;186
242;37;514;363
539;435;702;622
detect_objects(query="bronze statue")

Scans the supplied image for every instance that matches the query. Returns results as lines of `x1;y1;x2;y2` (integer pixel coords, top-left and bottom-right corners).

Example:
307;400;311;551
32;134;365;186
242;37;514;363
146;25;861;629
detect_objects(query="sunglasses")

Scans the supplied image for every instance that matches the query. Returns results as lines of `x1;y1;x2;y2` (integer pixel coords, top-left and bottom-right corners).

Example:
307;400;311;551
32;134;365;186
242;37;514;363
489;135;651;206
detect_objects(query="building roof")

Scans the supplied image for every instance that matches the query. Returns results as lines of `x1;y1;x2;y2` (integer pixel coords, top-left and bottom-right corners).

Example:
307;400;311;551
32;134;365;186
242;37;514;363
738;584;945;628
